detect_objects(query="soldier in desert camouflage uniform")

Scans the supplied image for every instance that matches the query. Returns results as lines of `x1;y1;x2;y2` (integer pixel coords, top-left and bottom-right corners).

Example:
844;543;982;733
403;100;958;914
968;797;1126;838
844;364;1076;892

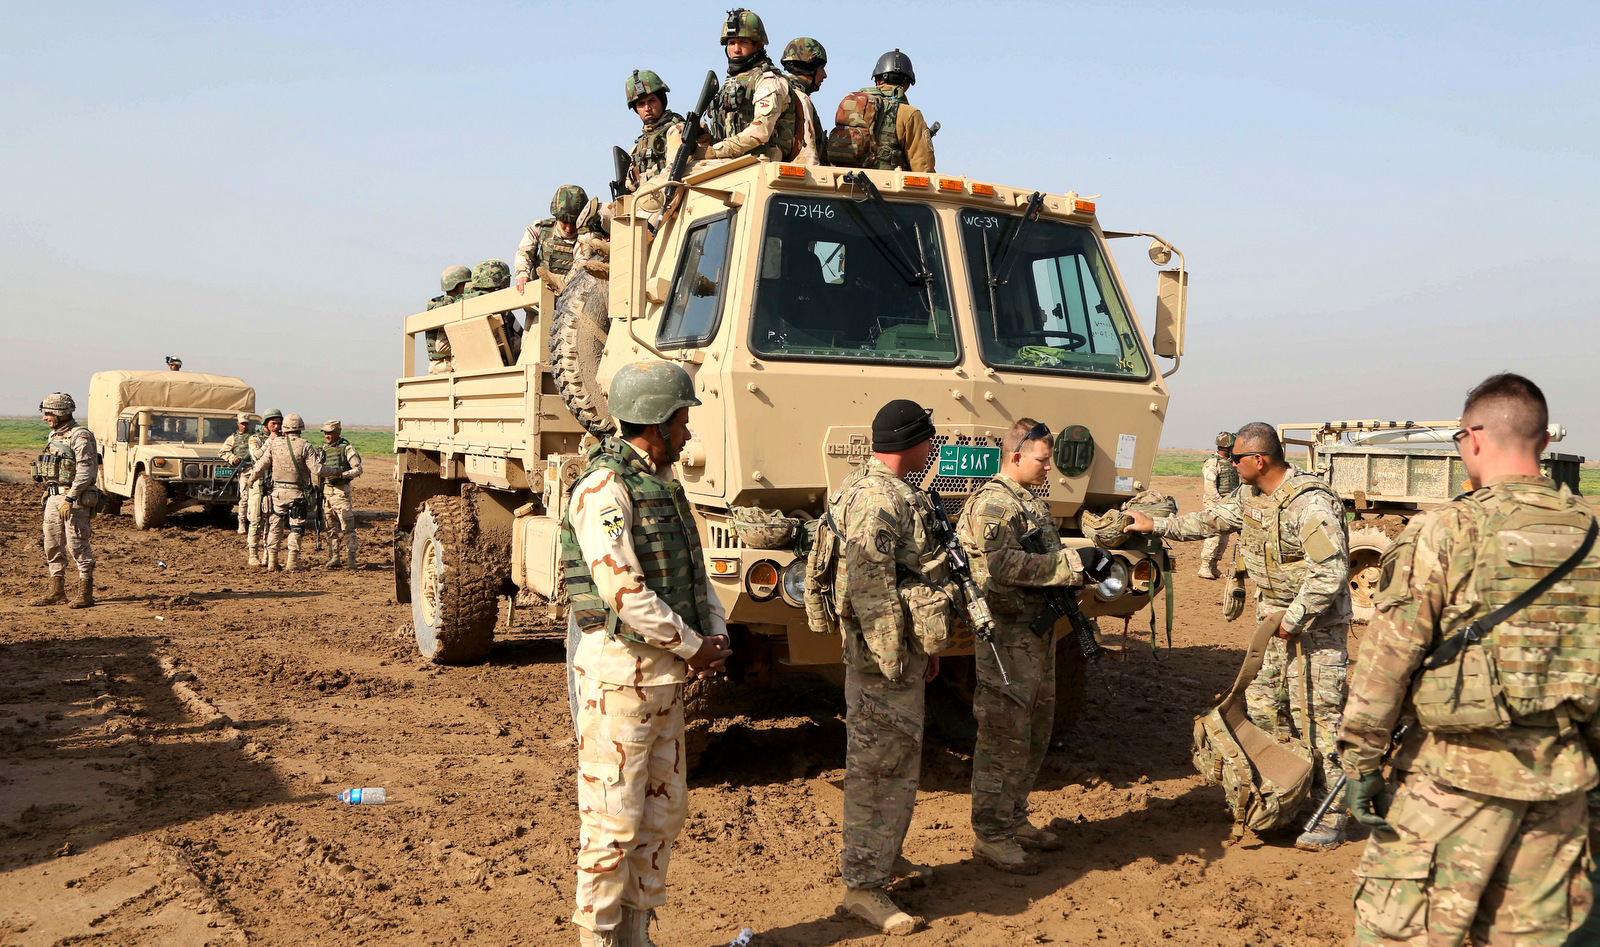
1125;420;1353;851
219;413;255;536
250;413;322;572
702;10;807;164
514;186;587;295
624;70;685;192
425;265;471;375
317;420;363;569
559;362;731;947
29;392;98;609
826;398;959;936
1198;430;1238;579
1339;373;1600;947
957;419;1110;874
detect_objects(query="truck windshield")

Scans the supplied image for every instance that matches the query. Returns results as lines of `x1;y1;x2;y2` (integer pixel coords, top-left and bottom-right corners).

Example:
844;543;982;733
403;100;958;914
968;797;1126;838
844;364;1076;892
959;209;1150;378
148;415;200;443
202;418;234;443
751;196;957;363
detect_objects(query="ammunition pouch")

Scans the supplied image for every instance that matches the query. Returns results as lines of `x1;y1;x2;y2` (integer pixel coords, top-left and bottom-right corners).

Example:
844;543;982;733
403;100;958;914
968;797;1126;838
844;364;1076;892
1411;642;1512;732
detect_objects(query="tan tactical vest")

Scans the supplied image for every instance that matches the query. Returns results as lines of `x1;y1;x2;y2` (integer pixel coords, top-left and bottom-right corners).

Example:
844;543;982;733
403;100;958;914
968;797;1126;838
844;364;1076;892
1237;474;1341;606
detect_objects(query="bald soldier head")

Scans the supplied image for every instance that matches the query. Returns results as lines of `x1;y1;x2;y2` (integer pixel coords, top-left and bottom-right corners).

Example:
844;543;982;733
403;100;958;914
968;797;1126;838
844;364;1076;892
1455;372;1550;484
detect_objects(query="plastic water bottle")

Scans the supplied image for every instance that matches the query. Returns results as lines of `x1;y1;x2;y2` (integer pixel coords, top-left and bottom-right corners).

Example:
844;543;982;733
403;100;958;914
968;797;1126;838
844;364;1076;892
338;787;386;805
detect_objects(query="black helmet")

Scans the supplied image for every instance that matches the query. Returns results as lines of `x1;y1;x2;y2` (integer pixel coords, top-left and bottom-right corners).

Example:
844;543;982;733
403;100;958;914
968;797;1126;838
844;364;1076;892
872;48;915;86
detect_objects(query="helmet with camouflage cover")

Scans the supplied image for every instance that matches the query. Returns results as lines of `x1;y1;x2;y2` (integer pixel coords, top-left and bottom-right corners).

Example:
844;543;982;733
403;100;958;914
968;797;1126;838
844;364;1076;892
1080;490;1179;548
321;419;342;434
441;265;472;292
608;361;701;425
472;259;511;291
720;8;767;45
781;37;827;73
550;185;588;224
40;392;76;415
625;69;670;109
262;409;284;424
872;48;916;86
283;413;305;434
732;506;800;549
1215;431;1236;450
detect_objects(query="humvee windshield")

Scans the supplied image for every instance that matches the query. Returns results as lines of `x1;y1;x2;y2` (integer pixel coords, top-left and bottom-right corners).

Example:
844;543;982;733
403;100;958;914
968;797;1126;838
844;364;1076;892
146;415;233;444
958;209;1150;379
751;197;957;363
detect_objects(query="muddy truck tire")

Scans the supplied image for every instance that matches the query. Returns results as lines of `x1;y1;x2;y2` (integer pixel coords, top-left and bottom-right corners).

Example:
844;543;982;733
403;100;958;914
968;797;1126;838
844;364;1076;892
927;628;1092;751
410;497;499;664
132;472;168;529
548;266;614;438
1347;527;1393;622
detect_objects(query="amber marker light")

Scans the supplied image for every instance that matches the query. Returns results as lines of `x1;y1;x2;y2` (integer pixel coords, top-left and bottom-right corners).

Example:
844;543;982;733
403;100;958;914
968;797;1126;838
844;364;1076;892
937;178;963;192
776;165;807;179
1074;199;1097;214
970;183;996;197
903;175;930;188
745;560;780;600
710;558;739;576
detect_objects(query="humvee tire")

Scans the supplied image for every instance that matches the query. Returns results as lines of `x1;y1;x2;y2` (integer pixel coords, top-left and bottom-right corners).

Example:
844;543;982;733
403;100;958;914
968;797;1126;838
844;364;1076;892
410;497;498;664
132;472;167;530
1347;528;1392;622
549;267;614;438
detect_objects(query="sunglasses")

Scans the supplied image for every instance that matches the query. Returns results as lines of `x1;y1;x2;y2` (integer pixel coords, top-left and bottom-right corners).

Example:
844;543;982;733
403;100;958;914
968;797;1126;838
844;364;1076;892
1228;451;1267;464
1451;425;1484;445
1020;422;1050;444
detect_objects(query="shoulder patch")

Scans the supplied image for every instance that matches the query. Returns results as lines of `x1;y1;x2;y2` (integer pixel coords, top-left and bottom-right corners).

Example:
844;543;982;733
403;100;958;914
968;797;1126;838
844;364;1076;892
1372;538;1416;611
875;529;895;557
983;522;1000;542
599;505;624;540
1302;521;1339;563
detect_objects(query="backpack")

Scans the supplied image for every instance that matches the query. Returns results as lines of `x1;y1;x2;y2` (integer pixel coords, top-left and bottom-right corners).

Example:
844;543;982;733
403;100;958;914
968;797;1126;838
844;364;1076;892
1191;609;1313;838
803;515;841;635
827;90;885;168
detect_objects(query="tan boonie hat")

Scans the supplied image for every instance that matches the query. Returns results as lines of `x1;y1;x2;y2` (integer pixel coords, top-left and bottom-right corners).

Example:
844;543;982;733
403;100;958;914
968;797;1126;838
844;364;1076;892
321;419;342;434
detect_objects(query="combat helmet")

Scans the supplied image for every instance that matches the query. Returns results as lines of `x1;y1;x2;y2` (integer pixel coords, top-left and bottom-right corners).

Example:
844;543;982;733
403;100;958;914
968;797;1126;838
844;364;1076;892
321;419;342;434
625;69;669;109
472;259;511;291
262;409;284;425
872;48;916;86
720;8;767;45
283;413;305;434
39;392;76;415
608;361;701;425
550;185;588;224
1216;431;1236;450
781;37;827;73
441;265;472;293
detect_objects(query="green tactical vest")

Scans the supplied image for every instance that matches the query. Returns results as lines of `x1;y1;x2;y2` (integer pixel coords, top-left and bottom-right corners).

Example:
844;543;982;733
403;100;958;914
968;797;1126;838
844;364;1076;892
226;433;253;468
559;439;714;645
1237;474;1341;606
534;220;576;276
631;111;685;183
1216;458;1240;496
322;439;351;477
710;60;799;161
859;85;909;171
31;430;80;492
425;292;461;360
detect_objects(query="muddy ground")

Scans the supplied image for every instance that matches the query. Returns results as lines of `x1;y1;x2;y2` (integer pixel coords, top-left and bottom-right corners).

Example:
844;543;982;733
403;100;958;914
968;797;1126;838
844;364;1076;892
0;451;1367;946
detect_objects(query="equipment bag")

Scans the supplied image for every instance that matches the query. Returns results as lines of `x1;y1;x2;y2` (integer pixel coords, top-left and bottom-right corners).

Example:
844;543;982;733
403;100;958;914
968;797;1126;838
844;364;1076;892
803;514;842;636
826;91;879;168
1191;609;1313;837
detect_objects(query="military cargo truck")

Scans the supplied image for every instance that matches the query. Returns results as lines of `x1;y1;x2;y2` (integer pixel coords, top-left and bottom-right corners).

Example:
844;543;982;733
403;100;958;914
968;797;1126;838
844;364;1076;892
1279;420;1584;620
394;155;1190;744
87;370;256;529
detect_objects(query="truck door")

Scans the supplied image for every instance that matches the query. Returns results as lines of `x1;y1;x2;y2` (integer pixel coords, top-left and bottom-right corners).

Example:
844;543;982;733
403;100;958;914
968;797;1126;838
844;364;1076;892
106;416;132;491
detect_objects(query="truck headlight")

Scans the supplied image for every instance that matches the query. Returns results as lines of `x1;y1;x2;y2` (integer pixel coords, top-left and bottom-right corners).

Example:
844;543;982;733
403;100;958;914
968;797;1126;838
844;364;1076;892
1093;558;1130;602
744;560;780;602
183;463;201;479
780;559;806;607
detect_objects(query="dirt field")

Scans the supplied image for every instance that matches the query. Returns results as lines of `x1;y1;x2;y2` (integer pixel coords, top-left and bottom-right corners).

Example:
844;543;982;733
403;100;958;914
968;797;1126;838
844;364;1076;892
0;452;1366;946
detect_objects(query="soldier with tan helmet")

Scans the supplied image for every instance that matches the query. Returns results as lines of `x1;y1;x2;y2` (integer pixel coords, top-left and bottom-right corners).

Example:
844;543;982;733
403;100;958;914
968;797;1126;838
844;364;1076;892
1197;431;1239;579
28;392;99;609
828;49;935;172
514;185;588;295
316;420;363;569
624;70;686;192
560;361;732;946
703;9;808;165
249;412;320;571
780;37;829;165
426;265;471;375
220;413;256;536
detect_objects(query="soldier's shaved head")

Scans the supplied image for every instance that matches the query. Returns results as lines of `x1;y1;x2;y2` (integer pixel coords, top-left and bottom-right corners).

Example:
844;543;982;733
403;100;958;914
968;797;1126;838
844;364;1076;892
1002;417;1053;456
1462;373;1548;451
1233;421;1285;465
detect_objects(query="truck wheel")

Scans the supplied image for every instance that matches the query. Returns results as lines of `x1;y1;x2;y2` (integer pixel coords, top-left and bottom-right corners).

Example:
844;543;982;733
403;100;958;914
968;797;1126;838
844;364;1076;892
95;471;123;516
549;266;614;437
682;675;736;772
132;473;168;529
1348;528;1393;621
410;497;498;664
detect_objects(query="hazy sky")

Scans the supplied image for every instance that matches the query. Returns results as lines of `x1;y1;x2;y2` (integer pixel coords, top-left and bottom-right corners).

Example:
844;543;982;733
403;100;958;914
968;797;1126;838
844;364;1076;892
3;2;1596;454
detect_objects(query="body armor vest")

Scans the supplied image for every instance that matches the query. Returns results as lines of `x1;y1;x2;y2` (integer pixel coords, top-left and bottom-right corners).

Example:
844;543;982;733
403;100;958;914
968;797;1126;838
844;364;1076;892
1238;474;1341;606
860;85;909;171
535;220;576;276
559;439;714;644
226;433;253;468
39;426;93;495
1216;459;1240;496
711;61;799;161
323;439;350;477
631;111;684;182
965;477;1059;615
269;435;313;494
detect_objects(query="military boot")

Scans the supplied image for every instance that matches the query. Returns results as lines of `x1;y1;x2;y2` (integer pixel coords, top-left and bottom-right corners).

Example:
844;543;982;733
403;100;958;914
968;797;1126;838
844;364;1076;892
620;907;659;947
346;536;359;570
68;574;95;609
973;836;1041;875
1013;822;1065;851
576;927;622;947
285;550;300;572
266;549;280;572
1197;565;1220;580
1295;813;1347;852
29;576;66;607
247;542;261;568
891;854;933;887
839;887;921;936
236;514;246;535
325;544;341;568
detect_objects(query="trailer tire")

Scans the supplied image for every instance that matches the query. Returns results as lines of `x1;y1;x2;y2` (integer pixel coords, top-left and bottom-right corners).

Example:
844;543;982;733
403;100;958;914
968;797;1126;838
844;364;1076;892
132;472;167;530
410;497;498;664
1348;528;1393;622
549;266;614;438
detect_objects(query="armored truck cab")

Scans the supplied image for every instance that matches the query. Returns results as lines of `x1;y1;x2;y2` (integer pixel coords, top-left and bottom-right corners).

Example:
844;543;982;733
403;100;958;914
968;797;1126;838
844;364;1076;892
394;156;1190;740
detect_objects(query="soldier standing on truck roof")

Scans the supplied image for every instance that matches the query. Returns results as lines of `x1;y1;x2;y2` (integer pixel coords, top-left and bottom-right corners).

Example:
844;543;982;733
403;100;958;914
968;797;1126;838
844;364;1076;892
1123;421;1353;851
1339;373;1600;946
624;70;686;193
558;361;732;947
1197;431;1239;579
824;399;959;936
514;185;588;296
28;392;98;609
250;413;322;572
317;420;363;569
219;413;255;537
829;49;935;173
702;9;810;165
780;37;829;165
956;419;1111;875
425;265;471;376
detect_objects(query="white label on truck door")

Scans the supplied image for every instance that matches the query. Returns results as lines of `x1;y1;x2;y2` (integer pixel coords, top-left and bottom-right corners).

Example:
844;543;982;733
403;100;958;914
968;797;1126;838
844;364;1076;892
1115;476;1135;493
1116;434;1137;470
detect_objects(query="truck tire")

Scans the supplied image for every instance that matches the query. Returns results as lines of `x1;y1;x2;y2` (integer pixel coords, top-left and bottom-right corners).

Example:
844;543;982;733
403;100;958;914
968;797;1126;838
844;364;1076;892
682;675;736;772
410;497;498;664
926;627;1094;753
132;472;168;529
549;266;614;437
1348;528;1393;622
1053;630;1091;735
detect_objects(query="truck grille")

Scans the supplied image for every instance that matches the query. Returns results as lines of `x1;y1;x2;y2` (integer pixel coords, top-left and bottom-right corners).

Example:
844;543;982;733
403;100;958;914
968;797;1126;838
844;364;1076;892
914;433;1049;503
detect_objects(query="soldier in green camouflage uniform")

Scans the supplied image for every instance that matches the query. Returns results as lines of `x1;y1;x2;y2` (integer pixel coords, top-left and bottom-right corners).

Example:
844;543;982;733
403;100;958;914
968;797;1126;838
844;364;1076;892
317;420;363;569
624;70;685;192
1338;374;1600;947
780;38;828;164
957;420;1109;874
425;264;471;375
219;413;255;536
1125;420;1353;850
514;185;586;295
460;259;522;361
826;399;959;936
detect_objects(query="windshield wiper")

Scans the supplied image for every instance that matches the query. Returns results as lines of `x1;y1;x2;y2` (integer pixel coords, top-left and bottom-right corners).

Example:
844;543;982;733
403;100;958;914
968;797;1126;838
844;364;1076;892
980;190;1043;341
841;171;934;290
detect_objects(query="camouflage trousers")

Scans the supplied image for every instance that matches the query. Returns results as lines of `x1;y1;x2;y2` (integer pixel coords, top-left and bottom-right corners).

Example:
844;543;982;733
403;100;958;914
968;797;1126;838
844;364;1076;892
322;482;356;554
972;614;1056;841
1246;610;1348;813
244;480;265;548
42;495;93;578
842;652;928;889
572;675;687;933
1353;770;1592;946
1200;532;1229;571
264;486;307;554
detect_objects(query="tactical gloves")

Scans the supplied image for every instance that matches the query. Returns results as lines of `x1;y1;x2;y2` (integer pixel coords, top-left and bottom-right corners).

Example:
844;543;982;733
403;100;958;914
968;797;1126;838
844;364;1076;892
1346;771;1393;832
58;497;75;520
1076;547;1114;583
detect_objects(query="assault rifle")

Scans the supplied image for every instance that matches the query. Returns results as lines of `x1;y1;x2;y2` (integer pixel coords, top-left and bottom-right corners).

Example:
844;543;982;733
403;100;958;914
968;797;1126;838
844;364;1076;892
1304;721;1411;834
927;490;1009;686
609;145;631;201
1019;526;1104;662
660;70;719;215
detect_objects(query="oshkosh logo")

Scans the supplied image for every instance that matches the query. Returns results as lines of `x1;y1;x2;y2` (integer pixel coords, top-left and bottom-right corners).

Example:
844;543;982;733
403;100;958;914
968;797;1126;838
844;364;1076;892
825;434;872;465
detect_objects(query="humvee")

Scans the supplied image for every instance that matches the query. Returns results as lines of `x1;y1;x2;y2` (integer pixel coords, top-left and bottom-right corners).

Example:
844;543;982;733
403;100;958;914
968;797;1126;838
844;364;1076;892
87;370;256;529
394;155;1190;747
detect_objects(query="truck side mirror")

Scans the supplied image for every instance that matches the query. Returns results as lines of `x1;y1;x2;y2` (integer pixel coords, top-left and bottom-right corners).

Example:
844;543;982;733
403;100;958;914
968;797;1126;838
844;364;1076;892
117;418;131;443
1153;268;1186;358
